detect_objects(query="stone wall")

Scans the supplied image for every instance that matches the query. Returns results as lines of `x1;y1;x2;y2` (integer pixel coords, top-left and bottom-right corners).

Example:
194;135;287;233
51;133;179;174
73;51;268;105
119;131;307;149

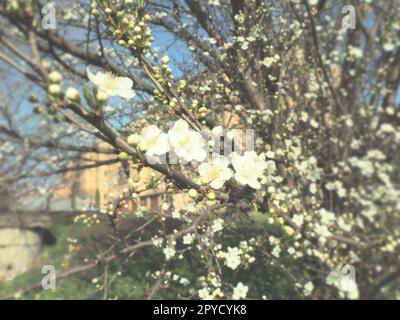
0;214;52;282
0;228;42;281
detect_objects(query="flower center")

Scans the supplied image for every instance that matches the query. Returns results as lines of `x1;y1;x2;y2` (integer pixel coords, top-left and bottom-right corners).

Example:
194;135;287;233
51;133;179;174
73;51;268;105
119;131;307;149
102;73;117;90
148;137;158;148
209;167;221;180
103;79;116;90
178;137;190;149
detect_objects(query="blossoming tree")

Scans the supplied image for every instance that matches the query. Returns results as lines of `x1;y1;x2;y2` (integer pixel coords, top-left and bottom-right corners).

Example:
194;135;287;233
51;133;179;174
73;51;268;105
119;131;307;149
0;0;399;299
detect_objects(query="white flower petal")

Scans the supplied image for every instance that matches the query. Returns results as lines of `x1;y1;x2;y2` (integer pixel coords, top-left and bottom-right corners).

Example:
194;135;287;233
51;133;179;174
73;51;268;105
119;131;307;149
210;179;224;189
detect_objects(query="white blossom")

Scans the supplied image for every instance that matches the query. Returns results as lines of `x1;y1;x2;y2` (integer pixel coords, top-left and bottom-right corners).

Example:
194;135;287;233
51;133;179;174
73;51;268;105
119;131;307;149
303;281;314;295
138;125;169;157
87;68;135;100
198;156;233;189
225;247;241;270
232;282;248;300
163;246;176;260
168;119;206;162
183;233;195;245
231;151;269;189
198;287;212;300
211;218;224;233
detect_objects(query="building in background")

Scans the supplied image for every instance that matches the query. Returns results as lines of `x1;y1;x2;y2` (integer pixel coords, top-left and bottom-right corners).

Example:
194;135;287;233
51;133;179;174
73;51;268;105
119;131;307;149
52;144;166;213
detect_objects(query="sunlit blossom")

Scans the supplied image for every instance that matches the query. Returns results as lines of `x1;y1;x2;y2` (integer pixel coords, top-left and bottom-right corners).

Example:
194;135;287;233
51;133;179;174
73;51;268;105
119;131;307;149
87;68;135;100
198;156;232;189
232;282;248;300
231;151;269;189
138;125;169;157
168;119;206;162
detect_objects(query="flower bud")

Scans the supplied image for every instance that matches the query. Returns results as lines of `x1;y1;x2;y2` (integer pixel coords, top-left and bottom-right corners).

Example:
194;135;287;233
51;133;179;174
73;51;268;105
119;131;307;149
169;100;177;108
118;152;129;161
192;178;201;185
48;71;63;84
138;141;148;152
33;106;42;114
96;91;109;102
65;87;80;102
28;94;39;103
8;1;19;12
161;55;169;64
131;163;139;169
133;26;142;33
127;134;141;146
188;189;198;199
48;84;61;96
143;14;152;23
283;226;295;237
114;29;122;37
207;192;216;201
179;79;186;86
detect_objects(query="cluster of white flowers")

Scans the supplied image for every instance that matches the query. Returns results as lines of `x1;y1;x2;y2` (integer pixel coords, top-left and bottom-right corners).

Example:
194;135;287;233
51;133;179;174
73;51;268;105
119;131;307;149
127;119;273;190
163;245;176;260
326;270;359;300
231;151;274;189
211;218;224;233
152;236;163;247
4;0;400;301
128;119;206;163
197;273;225;299
183;233;195;245
268;236;282;258
222;247;242;270
198;287;213;300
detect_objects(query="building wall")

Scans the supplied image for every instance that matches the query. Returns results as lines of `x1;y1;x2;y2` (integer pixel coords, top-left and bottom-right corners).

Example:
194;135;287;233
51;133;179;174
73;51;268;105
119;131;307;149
53;150;129;207
0;228;42;281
